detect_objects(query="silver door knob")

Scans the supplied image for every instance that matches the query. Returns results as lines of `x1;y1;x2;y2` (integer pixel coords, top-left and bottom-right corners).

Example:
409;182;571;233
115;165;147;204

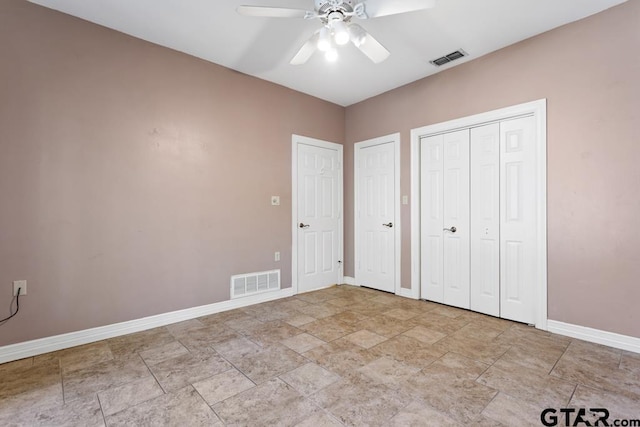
443;226;457;233
383;222;393;228
299;223;310;228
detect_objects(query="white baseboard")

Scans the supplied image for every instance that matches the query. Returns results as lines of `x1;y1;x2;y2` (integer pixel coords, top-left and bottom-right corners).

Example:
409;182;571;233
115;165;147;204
298;284;335;294
547;320;640;354
0;288;294;364
396;286;420;300
343;276;356;286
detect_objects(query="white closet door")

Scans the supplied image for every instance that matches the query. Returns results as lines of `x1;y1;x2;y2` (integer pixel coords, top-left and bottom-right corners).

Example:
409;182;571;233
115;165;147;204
442;130;470;309
420;134;444;303
421;130;470;309
470;123;500;316
500;116;537;324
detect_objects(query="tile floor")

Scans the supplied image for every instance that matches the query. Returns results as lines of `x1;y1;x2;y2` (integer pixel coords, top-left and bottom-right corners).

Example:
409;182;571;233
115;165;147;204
1;285;639;426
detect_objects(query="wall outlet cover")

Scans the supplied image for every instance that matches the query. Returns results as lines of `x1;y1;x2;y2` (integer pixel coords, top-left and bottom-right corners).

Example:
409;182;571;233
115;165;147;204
13;280;27;296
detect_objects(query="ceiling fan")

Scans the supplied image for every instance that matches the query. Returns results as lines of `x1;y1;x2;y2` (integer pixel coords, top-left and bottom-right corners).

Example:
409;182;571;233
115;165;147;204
237;0;436;64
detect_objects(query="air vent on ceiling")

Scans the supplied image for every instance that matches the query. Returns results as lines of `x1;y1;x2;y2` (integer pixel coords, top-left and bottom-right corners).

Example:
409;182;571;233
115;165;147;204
430;49;468;67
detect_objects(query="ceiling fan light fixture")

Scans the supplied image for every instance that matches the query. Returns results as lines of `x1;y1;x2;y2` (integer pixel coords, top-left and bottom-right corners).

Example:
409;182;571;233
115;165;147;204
317;26;332;51
332;21;350;45
325;48;338;62
238;0;437;66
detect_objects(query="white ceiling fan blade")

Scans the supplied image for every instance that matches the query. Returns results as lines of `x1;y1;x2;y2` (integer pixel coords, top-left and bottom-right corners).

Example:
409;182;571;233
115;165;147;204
350;24;390;63
290;32;319;65
361;0;436;18
237;6;310;18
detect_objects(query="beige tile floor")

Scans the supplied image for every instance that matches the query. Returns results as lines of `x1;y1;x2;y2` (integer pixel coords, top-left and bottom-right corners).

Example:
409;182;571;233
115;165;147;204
1;285;639;426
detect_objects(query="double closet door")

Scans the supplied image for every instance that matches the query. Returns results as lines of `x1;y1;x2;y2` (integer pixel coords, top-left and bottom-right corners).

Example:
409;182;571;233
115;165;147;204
420;116;537;324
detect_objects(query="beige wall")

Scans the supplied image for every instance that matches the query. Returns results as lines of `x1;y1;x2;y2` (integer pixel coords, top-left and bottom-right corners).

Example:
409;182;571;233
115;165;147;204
0;1;344;346
345;1;640;338
1;0;638;348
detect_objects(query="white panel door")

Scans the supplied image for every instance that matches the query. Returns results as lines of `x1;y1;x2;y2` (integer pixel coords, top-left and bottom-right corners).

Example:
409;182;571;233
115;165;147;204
420;134;444;302
421;130;470;308
500;116;537;324
470;123;500;316
297;143;340;292
356;141;396;293
442;130;470;309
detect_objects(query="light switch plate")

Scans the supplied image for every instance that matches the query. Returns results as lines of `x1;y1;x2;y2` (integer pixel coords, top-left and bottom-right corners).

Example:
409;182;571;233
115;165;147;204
402;195;409;205
271;196;280;206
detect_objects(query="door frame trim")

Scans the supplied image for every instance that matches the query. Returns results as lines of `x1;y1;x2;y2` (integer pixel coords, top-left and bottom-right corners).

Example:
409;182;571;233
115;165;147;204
291;134;344;295
410;99;548;330
354;133;402;296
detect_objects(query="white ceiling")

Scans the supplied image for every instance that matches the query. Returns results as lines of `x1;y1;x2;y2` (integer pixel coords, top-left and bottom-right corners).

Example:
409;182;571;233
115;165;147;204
29;0;626;106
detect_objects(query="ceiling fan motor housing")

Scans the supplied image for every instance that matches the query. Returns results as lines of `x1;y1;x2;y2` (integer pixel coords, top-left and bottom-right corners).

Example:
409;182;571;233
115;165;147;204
315;0;356;16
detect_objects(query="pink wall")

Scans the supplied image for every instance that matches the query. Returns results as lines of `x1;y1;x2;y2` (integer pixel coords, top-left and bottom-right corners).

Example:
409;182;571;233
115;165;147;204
1;0;638;348
345;1;640;338
0;1;344;346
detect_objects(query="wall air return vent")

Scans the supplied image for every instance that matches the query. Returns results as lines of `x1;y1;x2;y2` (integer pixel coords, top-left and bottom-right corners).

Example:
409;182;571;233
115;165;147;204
430;49;468;67
231;269;280;299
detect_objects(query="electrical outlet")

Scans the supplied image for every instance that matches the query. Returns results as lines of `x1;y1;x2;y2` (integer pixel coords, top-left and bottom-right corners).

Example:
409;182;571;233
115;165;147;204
13;280;27;296
271;196;280;206
274;251;280;262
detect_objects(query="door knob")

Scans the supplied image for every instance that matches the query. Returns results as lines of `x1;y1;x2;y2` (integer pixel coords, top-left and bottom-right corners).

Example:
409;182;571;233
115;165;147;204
299;223;310;228
383;222;393;228
443;226;457;233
